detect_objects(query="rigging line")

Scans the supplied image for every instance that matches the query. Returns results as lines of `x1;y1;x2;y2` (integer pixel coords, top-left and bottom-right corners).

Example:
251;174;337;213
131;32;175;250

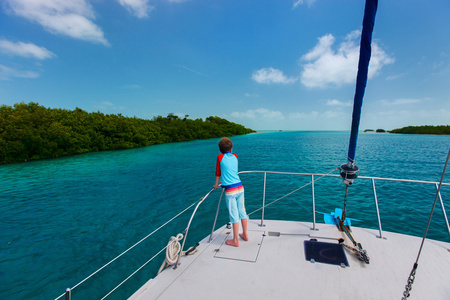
416;148;450;262
248;167;339;217
54;199;200;300
101;245;168;300
402;148;450;300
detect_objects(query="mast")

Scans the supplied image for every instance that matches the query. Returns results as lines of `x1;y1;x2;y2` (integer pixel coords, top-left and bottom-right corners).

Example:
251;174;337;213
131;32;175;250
340;0;378;185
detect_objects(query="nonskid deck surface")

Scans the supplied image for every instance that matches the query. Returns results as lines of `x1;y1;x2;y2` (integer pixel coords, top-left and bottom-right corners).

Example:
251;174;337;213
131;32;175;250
130;219;450;300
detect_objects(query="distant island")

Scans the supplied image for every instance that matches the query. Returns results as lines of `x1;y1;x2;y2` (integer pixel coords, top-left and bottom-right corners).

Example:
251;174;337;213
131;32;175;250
389;125;450;135
0;102;255;164
364;129;386;133
363;126;449;135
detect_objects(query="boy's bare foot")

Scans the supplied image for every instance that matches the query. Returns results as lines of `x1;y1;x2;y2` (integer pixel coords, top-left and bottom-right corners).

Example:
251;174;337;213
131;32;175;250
239;233;249;241
225;239;239;247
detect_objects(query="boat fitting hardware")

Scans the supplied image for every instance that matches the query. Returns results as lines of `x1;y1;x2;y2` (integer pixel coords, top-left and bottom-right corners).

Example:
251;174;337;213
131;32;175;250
340;164;359;185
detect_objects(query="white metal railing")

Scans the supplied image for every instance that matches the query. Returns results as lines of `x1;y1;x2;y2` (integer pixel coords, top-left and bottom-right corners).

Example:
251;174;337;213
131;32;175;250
231;170;450;242
57;170;450;299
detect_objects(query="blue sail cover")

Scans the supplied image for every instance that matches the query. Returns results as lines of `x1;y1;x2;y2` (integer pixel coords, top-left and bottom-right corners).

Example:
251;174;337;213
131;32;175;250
347;0;378;165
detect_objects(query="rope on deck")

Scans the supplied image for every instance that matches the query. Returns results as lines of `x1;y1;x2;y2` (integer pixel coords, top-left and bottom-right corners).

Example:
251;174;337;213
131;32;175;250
55;200;199;300
248;167;339;217
158;233;184;274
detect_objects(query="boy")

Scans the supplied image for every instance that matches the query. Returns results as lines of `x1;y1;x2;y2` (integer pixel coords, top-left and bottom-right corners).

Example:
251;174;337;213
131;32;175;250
214;137;249;247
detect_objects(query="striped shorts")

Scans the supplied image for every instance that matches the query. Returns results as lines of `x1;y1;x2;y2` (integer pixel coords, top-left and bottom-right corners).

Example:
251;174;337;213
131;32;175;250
224;184;247;223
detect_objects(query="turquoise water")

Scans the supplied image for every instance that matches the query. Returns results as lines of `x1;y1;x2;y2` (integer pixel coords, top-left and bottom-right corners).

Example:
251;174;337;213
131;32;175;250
1;131;449;299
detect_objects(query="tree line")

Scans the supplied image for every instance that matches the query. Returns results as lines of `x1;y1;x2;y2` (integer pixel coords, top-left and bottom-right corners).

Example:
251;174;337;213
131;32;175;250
389;125;450;135
0;102;255;164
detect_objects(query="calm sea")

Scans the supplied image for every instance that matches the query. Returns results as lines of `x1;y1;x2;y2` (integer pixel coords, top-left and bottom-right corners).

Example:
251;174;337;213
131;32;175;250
1;131;449;299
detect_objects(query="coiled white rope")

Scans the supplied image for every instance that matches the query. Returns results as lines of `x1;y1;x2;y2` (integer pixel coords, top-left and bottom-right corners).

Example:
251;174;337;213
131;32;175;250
165;233;184;265
158;233;200;274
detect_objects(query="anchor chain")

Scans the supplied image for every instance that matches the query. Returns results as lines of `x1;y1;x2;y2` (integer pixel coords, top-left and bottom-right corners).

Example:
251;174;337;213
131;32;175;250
342;185;349;221
343;235;370;264
337;204;370;265
342;243;370;264
402;263;417;299
355;243;370;264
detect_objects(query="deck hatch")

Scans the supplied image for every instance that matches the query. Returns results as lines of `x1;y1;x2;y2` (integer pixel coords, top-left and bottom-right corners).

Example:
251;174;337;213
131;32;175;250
304;240;349;267
214;230;265;262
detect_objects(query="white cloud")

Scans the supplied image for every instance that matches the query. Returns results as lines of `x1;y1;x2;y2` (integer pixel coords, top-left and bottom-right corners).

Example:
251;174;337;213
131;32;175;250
292;0;317;8
175;64;207;76
287;111;319;119
252;67;297;84
369;42;395;77
326;99;352;106
96;101;124;111
323;109;348;119
386;73;405;80
118;0;154;18
300;31;394;88
288;109;349;122
244;92;259;97
0;39;55;59
228;106;450;131
379;98;423;106
4;0;109;46
227;107;354;130
0;64;39;80
230;108;284;120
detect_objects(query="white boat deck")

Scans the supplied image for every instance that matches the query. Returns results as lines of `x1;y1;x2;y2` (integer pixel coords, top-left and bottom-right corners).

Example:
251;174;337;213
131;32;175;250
130;219;450;300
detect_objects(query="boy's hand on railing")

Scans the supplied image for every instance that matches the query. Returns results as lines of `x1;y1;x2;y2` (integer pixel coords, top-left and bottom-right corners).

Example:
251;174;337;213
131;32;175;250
214;176;221;190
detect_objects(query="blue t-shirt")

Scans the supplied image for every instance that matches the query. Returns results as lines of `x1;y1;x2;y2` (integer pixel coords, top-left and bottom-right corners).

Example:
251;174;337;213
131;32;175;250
215;152;241;187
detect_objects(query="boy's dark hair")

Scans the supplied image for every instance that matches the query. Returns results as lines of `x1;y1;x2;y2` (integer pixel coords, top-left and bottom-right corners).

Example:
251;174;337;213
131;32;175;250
218;137;233;154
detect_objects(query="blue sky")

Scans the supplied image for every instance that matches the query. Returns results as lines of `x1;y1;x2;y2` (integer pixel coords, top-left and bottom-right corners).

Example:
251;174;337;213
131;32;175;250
1;0;449;131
